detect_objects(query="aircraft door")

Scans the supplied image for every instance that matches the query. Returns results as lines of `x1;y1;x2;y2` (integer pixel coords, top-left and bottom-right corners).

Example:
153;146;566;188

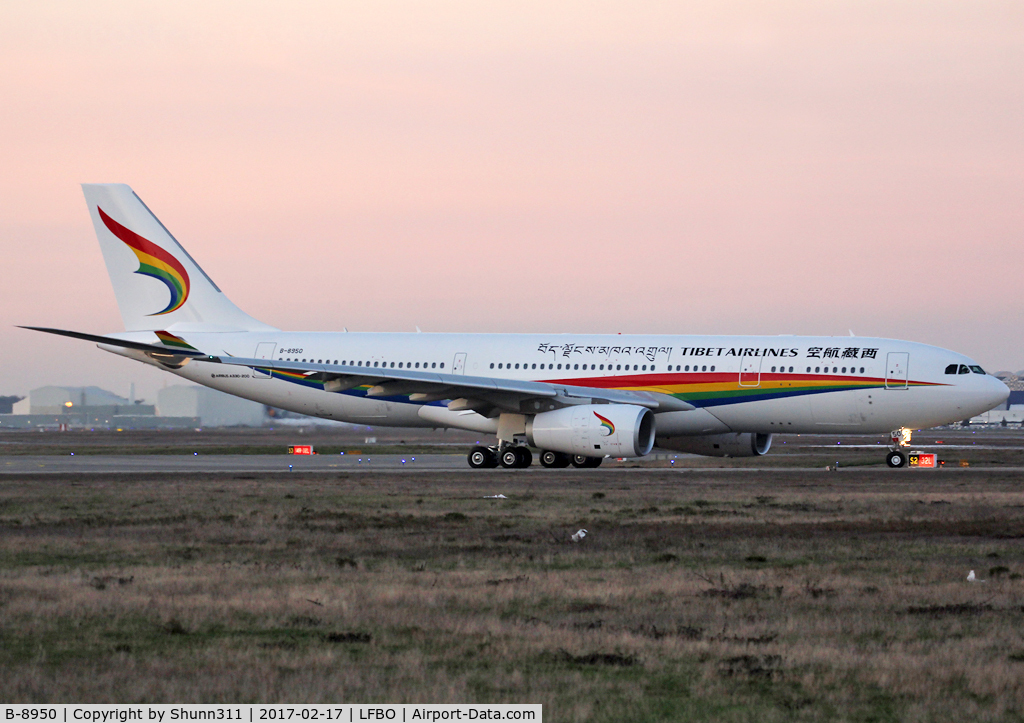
253;342;277;380
739;354;762;387
453;352;467;375
885;352;909;389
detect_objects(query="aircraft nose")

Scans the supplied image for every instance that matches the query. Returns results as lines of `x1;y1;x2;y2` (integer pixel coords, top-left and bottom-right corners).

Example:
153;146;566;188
955;374;1010;421
986;376;1011;409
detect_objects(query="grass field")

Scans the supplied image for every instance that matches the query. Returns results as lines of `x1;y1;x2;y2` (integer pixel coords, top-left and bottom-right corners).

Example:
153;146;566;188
2;454;1024;720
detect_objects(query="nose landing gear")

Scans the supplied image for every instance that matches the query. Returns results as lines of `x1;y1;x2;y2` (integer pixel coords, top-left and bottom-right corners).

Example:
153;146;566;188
885;427;912;468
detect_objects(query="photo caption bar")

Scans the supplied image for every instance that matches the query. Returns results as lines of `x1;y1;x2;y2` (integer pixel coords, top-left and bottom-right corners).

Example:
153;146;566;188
2;706;541;723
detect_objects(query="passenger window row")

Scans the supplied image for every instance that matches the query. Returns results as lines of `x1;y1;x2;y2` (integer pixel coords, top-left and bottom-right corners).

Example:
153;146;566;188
486;363;718;373
279;358;444;370
491;362;659;372
806;366;865;374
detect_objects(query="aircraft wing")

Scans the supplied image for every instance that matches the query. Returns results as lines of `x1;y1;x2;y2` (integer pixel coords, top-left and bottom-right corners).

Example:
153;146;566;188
19;326;693;415
209;356;695;415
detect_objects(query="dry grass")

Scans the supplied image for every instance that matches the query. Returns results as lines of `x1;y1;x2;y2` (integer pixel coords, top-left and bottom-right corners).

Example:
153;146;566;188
1;464;1024;720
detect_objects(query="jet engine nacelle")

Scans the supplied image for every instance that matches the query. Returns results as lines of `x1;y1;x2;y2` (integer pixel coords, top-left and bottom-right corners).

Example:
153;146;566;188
658;432;772;458
527;404;655;458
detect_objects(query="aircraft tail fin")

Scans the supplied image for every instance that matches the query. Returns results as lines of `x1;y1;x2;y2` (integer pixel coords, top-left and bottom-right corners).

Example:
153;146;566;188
81;184;276;332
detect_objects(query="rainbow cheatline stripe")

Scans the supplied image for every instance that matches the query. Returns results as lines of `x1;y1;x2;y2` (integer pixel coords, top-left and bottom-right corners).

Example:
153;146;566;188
154;330;198;351
548;369;943;408
261;361;947;412
594;411;615;435
98;207;190;316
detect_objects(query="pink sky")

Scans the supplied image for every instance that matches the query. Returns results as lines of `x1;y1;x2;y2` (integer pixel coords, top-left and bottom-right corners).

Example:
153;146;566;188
2;2;1022;403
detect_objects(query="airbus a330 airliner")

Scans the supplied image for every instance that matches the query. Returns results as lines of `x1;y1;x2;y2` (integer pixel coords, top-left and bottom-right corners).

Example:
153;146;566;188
23;184;1009;468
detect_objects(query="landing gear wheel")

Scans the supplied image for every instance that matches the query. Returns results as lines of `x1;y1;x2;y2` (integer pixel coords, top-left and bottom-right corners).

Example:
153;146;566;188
886;451;906;468
468;446;497;469
500;448;521;469
498;447;532;468
540;450;571;468
571;454;603;469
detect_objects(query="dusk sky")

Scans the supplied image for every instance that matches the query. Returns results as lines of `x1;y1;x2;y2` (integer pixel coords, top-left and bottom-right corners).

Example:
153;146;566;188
2;2;1022;403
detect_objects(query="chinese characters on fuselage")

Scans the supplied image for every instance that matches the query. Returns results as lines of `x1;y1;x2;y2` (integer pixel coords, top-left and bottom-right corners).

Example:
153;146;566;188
807;347;877;359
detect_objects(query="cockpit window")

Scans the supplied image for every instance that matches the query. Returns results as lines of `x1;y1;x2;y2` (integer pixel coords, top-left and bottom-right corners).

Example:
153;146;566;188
944;364;958;374
970;365;986;374
959;365;971;375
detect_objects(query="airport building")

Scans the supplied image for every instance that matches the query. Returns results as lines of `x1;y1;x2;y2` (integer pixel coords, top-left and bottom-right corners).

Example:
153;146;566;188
1;385;198;430
0;384;269;429
13;385;154;416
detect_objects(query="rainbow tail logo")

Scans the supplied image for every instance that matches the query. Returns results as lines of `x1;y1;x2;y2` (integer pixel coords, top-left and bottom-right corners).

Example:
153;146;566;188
594;411;615;436
98;207;190;316
83;184;275;333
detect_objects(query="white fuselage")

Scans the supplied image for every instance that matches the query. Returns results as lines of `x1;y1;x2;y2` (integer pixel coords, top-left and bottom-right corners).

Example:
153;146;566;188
107;331;1008;438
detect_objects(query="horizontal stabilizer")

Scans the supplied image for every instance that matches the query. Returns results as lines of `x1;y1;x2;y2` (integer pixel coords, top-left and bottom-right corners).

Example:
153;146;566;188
18;326;206;357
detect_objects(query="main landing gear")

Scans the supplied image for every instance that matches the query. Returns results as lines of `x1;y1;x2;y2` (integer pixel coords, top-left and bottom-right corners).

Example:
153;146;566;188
538;450;602;468
466;446;603;469
466;445;531;468
885;427;912;468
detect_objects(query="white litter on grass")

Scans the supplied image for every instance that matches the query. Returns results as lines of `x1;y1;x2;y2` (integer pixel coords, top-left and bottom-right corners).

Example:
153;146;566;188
484;494;507;499
571;529;588;543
